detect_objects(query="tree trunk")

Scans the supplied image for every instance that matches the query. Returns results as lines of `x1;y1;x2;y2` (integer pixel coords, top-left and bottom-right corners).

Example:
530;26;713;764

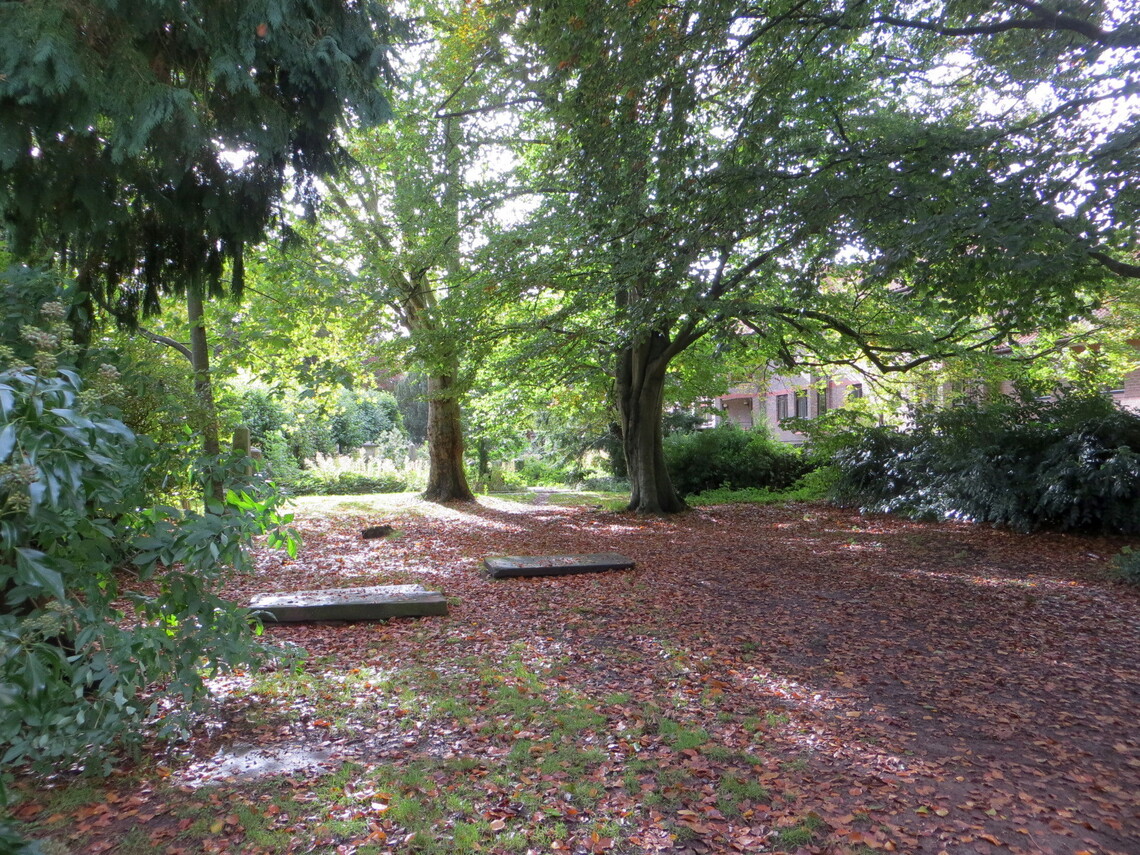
187;284;224;502
422;373;475;502
616;333;686;513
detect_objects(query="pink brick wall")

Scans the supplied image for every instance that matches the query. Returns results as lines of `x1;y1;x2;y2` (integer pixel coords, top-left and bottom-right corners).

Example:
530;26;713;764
1120;366;1140;413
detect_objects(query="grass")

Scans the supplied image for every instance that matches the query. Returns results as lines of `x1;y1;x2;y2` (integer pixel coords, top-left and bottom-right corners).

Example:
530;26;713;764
773;812;827;848
15;601;807;855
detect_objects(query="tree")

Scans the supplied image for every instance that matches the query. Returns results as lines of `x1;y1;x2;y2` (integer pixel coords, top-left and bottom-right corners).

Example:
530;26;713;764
0;0;398;464
522;0;1139;512
308;0;534;502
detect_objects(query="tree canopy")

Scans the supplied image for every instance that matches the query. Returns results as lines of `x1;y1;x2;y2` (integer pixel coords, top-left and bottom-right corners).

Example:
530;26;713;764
519;0;1140;511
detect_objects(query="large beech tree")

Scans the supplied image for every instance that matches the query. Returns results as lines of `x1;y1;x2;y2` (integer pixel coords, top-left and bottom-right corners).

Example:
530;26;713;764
0;0;397;458
523;0;1140;513
311;0;535;502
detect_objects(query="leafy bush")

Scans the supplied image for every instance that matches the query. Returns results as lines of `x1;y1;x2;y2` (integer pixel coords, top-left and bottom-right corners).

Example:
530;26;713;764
0;305;296;779
515;457;575;487
831;396;1140;534
664;424;809;497
281;447;418;496
577;475;632;493
289;470;409;496
234;387;288;444
1110;547;1140;586
330;389;403;452
688;468;834;506
828;425;929;516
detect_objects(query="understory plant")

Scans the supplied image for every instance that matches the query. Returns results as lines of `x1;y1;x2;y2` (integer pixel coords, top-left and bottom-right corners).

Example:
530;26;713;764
664;424;810;497
283;446;420;495
830;396;1140;534
1110;547;1140;586
0;304;297;783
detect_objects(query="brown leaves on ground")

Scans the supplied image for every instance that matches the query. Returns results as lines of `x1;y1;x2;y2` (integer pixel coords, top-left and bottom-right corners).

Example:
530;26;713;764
17;499;1140;854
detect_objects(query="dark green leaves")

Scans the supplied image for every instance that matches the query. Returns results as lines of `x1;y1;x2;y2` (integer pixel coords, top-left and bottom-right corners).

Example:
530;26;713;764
0;0;399;318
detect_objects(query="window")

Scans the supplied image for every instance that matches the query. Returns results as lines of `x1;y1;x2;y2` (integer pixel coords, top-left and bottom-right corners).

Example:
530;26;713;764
794;390;809;418
816;388;828;415
848;383;863;401
775;394;789;420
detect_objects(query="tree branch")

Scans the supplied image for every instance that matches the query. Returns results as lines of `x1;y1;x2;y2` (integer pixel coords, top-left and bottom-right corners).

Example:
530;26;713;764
870;5;1140;49
1090;251;1140;279
136;327;193;362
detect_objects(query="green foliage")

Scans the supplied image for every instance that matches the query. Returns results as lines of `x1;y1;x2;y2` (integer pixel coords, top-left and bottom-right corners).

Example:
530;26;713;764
229;385;408;483
329;389;403;452
1110;547;1140;587
0;0;397;315
395;375;430;445
233;387;289;445
831;396;1140;534
514;457;575;487
0;263;81;362
688;469;833;507
518;0;1137;512
289;470;409;496
0;307;296;777
664;425;809;497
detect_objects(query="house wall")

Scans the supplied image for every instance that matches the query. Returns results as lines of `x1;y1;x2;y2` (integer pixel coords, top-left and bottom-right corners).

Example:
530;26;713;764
1119;366;1140;413
713;374;865;444
715;365;1140;446
721;396;755;429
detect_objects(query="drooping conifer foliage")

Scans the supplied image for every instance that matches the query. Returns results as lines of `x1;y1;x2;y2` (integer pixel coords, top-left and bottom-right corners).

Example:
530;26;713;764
0;0;397;318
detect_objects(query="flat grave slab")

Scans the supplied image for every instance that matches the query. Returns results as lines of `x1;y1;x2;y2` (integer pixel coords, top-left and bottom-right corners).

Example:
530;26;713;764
250;584;448;622
484;553;635;579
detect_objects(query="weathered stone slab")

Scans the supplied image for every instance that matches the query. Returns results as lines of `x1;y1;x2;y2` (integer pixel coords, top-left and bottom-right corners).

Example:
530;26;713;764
484;553;635;579
250;584;448;622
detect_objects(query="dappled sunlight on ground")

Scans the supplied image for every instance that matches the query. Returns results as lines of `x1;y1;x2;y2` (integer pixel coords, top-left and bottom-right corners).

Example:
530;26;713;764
20;499;1138;855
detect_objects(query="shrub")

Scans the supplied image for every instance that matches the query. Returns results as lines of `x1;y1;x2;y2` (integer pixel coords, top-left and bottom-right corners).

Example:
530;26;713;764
664;424;809;497
281;449;417;496
1110;547;1140;586
330;389;403;452
688;468;834;507
0;304;296;779
577;475;632;493
234;387;288;444
289;470;410;496
515;457;574;487
831;396;1140;534
828;425;930;516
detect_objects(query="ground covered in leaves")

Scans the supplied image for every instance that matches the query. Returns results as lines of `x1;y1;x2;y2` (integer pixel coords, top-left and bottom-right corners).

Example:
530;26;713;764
15;497;1140;854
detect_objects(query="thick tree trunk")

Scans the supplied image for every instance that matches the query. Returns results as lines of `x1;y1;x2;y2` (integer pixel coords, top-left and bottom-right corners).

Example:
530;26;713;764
187;284;224;502
616;333;686;514
422;373;475;502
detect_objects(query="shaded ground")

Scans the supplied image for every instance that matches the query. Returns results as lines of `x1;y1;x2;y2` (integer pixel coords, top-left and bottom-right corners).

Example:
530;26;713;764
16;498;1140;854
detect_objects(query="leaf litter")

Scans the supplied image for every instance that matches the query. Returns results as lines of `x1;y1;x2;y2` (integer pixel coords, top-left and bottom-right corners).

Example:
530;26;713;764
15;498;1140;854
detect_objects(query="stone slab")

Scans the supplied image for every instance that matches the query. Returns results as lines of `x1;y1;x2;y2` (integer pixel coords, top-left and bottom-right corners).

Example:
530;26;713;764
250;584;448;622
484;553;635;579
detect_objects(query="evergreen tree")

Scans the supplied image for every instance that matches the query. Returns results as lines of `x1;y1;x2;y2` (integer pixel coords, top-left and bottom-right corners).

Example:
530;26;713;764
0;0;399;458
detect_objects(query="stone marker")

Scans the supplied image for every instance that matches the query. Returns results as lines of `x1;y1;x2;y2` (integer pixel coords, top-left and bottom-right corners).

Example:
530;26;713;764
484;553;635;579
250;584;447;622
